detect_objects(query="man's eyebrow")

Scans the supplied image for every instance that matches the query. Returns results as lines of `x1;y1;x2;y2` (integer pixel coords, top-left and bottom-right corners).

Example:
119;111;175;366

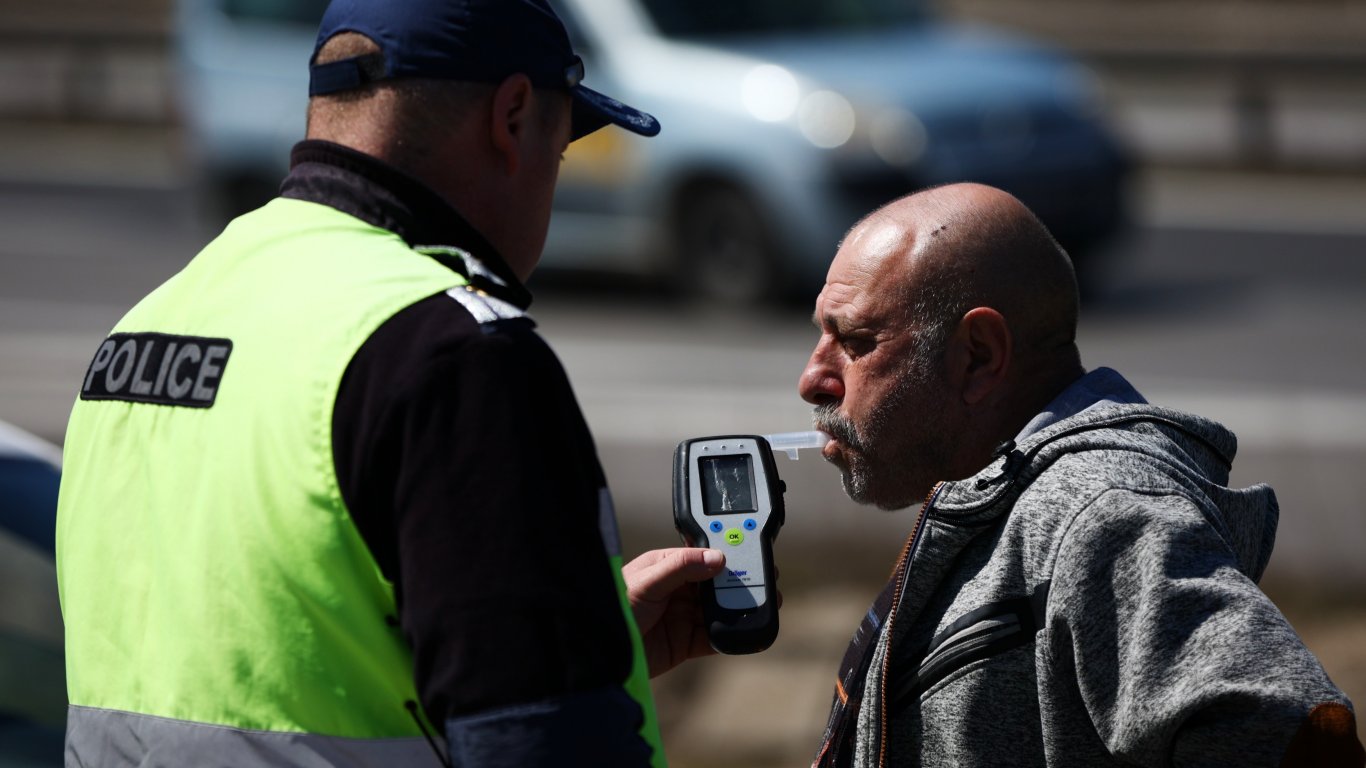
813;311;862;336
812;311;843;332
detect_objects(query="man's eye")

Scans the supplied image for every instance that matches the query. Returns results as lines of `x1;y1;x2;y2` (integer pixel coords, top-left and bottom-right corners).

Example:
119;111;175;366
842;337;875;357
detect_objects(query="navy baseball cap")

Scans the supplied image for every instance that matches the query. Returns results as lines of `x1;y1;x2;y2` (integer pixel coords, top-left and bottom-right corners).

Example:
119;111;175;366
308;0;660;141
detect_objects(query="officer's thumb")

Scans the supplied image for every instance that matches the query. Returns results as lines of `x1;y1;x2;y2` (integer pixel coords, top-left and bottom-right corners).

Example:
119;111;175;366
624;547;726;602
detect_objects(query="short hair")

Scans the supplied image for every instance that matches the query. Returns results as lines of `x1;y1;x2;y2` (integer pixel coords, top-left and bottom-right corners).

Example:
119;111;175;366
306;32;568;167
306;33;492;155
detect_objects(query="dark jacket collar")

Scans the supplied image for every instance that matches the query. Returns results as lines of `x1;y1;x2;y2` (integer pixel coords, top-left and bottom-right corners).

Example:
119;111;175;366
281;140;532;310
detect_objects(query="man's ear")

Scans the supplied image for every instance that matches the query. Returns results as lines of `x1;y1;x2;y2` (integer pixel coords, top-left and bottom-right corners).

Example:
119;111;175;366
947;307;1012;406
489;74;535;175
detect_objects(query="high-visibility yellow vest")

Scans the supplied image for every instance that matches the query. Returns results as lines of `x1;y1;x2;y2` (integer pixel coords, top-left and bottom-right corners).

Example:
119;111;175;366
56;198;664;765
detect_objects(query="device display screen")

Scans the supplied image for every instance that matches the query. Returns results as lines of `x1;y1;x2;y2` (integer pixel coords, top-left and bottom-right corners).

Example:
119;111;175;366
699;454;758;515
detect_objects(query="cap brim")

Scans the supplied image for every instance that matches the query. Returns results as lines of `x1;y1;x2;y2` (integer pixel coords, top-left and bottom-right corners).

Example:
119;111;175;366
570;85;660;141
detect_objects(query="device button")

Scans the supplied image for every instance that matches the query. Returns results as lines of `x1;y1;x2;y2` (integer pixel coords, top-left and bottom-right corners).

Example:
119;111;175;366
724;528;745;546
743;518;758;531
709;521;724;533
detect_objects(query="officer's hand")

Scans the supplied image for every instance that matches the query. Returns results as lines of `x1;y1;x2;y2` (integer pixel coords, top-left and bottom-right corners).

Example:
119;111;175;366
623;548;726;678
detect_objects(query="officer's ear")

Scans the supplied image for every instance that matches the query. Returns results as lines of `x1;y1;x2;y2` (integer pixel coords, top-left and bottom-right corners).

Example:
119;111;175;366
489;74;535;176
945;307;1012;406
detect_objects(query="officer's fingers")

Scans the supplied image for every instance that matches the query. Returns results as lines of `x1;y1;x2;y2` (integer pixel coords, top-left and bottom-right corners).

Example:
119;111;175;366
621;547;673;578
625;548;725;603
622;547;721;580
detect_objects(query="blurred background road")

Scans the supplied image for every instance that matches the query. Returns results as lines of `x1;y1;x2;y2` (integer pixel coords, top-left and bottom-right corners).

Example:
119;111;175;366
2;0;1365;766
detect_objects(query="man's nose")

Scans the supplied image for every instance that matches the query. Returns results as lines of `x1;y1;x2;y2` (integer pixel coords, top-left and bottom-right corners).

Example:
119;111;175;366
799;342;844;406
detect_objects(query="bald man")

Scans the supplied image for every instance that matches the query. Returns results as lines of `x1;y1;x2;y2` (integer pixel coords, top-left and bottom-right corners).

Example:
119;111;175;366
801;184;1362;767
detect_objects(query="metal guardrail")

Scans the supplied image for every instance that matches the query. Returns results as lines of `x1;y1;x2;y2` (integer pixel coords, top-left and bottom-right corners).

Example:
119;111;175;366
0;27;169;123
1082;47;1366;170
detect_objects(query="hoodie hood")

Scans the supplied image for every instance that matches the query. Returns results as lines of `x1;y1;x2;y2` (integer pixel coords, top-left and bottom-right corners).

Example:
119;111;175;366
935;399;1279;583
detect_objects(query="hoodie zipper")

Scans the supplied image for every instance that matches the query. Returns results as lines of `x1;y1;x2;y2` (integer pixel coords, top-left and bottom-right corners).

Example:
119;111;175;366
877;481;943;768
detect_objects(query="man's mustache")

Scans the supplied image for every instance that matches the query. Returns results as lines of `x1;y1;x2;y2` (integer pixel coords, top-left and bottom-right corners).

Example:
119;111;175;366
813;404;864;452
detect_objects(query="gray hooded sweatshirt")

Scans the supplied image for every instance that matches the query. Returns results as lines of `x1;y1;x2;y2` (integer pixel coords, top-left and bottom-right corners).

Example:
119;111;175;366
839;369;1355;767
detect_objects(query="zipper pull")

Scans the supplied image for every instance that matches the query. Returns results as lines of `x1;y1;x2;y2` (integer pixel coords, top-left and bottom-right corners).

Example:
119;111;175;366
976;440;1024;489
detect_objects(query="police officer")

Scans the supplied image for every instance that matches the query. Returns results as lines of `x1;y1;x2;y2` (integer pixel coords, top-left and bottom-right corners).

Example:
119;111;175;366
56;0;724;765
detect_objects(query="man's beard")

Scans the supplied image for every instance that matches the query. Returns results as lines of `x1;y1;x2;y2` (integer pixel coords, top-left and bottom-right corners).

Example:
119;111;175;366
813;354;949;510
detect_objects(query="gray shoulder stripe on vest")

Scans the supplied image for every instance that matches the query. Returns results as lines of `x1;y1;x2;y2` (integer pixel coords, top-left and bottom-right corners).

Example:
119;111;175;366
65;705;443;768
416;245;508;288
445;285;525;325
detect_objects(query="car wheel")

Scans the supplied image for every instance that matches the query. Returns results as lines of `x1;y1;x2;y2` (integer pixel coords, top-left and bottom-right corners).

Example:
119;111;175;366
674;184;779;305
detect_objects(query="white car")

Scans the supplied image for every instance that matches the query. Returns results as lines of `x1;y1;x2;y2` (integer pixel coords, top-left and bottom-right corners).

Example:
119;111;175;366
177;0;1128;303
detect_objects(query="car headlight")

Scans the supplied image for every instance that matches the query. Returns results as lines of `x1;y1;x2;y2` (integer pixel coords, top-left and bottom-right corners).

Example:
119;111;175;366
742;64;800;122
798;90;857;149
741;67;923;160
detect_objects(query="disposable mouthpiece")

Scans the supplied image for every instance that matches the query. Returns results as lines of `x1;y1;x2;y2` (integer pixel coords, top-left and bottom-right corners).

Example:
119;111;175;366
764;430;830;460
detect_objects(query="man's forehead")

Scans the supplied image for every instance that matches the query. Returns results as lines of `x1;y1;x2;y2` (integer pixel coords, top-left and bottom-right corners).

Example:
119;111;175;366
843;215;908;257
818;219;914;316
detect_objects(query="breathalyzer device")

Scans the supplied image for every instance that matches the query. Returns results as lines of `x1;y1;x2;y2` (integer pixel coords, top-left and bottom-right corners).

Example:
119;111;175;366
672;431;827;655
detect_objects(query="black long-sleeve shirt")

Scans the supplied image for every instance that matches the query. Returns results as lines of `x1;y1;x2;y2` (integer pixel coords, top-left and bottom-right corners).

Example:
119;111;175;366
281;141;647;761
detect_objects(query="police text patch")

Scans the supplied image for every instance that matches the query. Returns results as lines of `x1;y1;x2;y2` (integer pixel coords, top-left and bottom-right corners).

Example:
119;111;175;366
81;333;233;408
